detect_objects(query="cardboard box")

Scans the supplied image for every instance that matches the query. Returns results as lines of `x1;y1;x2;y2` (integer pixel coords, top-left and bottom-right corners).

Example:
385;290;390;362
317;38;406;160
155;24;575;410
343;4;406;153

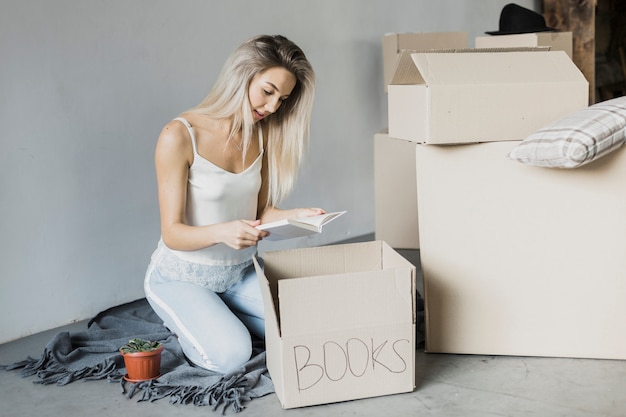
253;241;416;409
415;141;626;360
382;32;467;91
374;131;419;249
388;49;588;144
475;31;573;60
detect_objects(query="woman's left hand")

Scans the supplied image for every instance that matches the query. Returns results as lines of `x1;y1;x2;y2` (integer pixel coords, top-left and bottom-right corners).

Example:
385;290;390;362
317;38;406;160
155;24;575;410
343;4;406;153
259;207;326;225
293;207;326;218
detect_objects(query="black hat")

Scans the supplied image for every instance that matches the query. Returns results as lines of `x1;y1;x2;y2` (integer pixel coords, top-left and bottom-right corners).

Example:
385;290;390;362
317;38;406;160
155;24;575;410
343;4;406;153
486;3;557;35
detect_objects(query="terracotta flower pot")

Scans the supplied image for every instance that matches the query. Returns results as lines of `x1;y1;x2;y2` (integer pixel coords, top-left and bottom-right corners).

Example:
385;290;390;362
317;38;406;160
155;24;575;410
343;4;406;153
120;345;164;382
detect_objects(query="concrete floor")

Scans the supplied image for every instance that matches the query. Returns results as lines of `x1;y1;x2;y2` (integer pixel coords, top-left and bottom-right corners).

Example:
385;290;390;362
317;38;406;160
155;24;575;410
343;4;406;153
2;249;626;416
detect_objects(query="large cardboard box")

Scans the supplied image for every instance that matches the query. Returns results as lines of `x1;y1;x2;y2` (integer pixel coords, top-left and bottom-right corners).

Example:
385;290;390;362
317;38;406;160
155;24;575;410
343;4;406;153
382;31;467;91
475;31;573;60
388;50;588;144
415;141;626;359
253;241;416;409
374;131;419;249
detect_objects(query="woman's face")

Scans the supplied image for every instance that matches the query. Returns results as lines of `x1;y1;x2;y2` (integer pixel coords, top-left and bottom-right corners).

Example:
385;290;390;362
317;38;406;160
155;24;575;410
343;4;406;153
248;66;296;122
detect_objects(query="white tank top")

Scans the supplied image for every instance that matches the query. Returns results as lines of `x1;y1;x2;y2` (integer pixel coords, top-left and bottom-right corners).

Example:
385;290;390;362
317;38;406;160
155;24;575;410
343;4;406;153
166;117;263;266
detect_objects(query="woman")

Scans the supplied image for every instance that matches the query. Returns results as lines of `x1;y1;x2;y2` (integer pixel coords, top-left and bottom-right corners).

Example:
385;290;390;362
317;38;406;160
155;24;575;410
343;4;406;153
144;35;324;373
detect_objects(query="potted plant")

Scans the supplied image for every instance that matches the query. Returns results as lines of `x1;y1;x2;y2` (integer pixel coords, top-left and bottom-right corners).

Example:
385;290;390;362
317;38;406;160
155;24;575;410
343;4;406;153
119;338;164;382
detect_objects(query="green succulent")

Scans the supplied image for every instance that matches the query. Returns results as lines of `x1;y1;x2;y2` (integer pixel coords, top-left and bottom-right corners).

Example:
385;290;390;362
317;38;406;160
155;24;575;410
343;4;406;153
120;338;162;353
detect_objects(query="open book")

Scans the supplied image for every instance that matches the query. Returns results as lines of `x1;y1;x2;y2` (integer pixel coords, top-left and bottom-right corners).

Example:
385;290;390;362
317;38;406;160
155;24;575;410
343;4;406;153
257;211;347;241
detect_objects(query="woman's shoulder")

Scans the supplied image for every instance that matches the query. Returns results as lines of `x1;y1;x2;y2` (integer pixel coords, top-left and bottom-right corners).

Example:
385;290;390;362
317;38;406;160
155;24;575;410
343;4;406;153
159;118;192;143
155;117;196;163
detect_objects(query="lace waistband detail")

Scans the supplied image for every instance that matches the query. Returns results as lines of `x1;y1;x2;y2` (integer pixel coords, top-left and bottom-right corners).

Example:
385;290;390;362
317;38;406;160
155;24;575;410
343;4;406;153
151;242;253;293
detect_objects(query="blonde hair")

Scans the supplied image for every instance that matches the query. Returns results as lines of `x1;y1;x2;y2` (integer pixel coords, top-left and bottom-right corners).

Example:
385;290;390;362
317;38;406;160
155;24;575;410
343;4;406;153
191;35;316;206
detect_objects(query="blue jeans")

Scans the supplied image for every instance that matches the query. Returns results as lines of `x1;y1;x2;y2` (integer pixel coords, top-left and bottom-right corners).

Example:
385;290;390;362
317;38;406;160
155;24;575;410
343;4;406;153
144;246;265;374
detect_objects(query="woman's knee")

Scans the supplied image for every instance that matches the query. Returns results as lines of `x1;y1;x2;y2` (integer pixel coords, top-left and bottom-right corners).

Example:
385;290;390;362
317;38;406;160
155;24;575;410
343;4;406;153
210;339;253;373
190;328;252;373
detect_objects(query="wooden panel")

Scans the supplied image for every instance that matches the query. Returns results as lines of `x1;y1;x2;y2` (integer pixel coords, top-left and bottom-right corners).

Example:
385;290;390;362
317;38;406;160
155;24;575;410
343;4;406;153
543;0;597;103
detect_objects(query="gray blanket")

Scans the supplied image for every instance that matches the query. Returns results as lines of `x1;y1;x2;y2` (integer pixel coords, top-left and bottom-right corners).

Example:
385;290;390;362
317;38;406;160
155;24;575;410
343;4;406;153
1;298;274;414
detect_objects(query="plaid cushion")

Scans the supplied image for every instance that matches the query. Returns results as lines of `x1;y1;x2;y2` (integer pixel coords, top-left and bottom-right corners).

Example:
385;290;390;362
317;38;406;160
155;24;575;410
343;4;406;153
508;96;626;168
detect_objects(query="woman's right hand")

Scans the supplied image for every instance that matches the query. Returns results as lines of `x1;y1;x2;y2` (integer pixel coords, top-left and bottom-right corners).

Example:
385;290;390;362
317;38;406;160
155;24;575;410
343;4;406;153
217;219;269;250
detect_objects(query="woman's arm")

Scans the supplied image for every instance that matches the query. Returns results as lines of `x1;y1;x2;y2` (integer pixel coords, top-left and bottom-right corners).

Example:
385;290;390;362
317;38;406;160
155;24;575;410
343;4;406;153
156;120;266;251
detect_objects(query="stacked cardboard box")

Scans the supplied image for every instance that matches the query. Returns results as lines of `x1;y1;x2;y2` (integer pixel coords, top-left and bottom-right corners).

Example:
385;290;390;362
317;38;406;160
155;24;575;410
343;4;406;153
376;32;468;249
378;32;626;361
376;32;575;248
387;48;586;143
414;141;626;360
374;130;420;249
475;31;573;59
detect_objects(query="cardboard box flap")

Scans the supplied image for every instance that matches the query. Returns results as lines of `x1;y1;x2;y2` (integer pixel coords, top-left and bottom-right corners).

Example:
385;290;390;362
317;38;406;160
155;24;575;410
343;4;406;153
383;32;468;91
278;268;414;336
390;47;562;87
418;49;578;86
263;241;385;279
261;241;416;337
382;241;418;322
253;256;281;336
258;241;385;337
389;50;427;85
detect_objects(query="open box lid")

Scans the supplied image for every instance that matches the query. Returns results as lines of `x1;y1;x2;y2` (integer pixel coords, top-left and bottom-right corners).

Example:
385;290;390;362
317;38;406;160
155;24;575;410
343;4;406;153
383;32;468;91
388;47;584;87
254;241;415;337
278;268;414;336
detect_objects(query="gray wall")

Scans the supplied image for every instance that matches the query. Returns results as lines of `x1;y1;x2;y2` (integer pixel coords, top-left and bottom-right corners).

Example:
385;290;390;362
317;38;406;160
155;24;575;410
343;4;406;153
0;0;537;343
